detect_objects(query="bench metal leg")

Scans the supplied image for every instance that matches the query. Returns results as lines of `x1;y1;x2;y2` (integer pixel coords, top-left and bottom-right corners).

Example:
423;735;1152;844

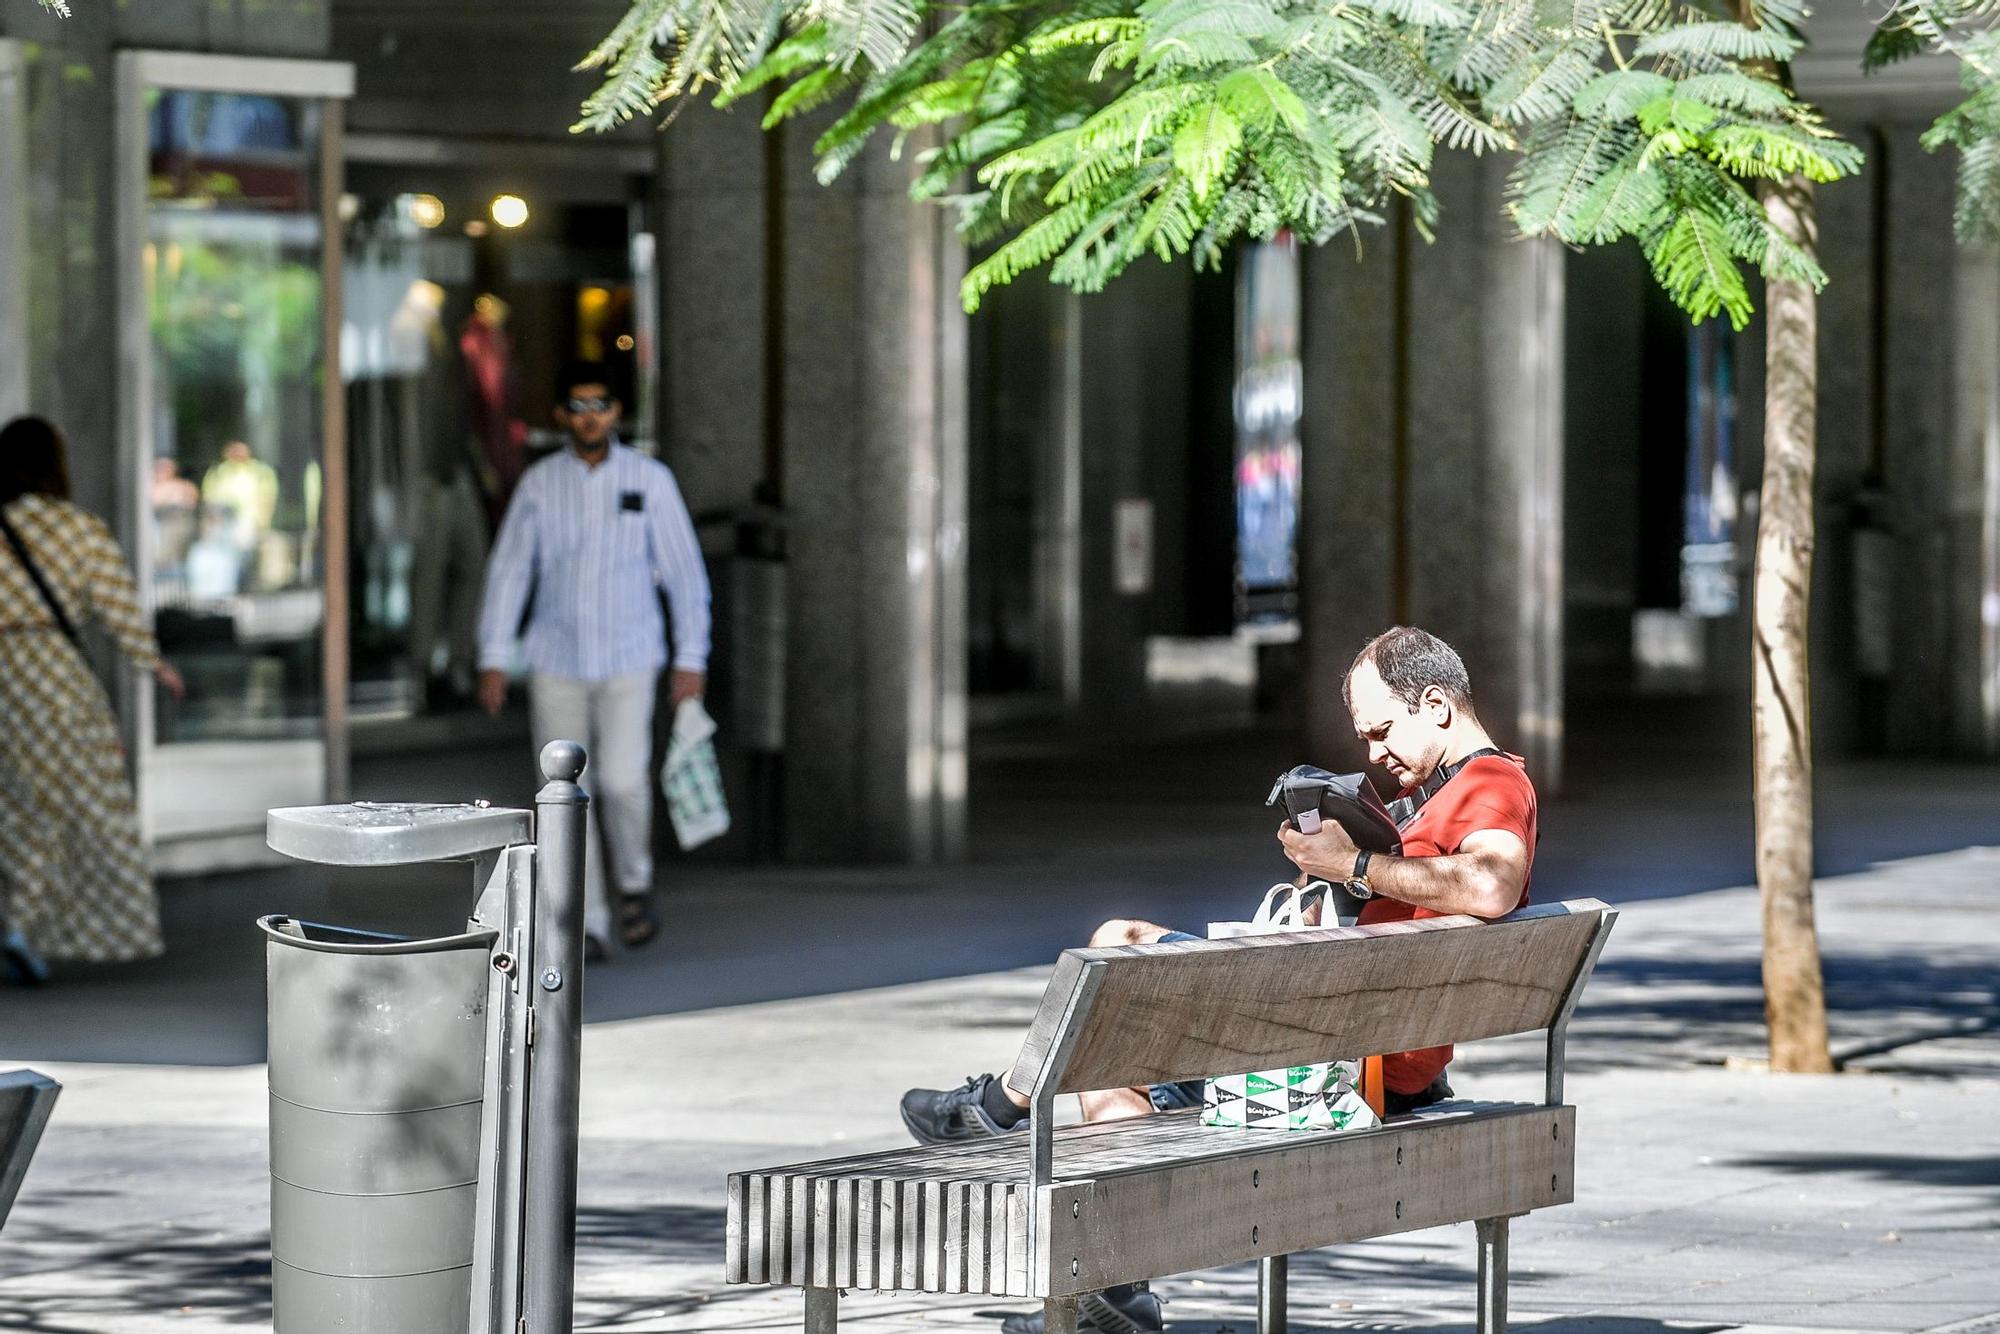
1259;1253;1289;1333
1476;1217;1509;1334
1043;1295;1080;1334
805;1286;838;1333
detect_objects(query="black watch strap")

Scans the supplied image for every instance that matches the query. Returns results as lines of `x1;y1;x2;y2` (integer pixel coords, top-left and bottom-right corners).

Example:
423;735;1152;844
1353;849;1372;880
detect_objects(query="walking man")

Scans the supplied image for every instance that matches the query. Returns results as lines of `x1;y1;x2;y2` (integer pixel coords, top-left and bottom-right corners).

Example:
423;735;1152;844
477;361;711;958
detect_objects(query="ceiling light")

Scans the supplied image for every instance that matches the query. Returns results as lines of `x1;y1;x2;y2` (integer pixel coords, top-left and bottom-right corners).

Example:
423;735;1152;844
490;194;529;229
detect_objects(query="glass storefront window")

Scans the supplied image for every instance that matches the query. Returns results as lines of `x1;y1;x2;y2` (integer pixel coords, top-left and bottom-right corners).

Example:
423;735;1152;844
145;88;327;743
1234;235;1304;624
341;188;642;719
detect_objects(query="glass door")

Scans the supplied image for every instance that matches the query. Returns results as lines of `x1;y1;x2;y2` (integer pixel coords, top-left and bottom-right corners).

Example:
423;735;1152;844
117;53;352;861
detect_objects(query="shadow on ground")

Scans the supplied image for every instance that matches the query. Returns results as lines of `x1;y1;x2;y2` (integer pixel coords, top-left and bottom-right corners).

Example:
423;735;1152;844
6;719;2000;1068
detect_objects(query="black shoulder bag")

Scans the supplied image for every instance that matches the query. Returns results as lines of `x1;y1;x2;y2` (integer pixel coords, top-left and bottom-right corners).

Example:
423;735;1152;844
0;507;83;650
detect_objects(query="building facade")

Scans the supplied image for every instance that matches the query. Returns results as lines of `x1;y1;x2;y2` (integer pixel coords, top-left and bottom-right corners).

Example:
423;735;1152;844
2;0;1995;874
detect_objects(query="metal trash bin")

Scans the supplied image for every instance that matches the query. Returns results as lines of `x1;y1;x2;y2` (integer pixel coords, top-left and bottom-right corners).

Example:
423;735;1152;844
262;743;589;1334
262;918;498;1334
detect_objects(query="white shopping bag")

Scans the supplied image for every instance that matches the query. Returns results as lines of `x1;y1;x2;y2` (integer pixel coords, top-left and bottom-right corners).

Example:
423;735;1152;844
1201;882;1382;1132
660;698;731;850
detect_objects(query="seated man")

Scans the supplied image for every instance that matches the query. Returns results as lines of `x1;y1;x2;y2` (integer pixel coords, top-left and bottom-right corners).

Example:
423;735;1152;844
898;626;1539;1334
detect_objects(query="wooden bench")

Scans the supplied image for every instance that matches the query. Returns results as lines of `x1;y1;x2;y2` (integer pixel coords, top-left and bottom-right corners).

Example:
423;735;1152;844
725;898;1616;1333
0;1069;61;1233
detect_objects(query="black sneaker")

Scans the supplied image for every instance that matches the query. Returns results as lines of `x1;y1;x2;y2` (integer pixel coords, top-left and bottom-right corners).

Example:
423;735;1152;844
1386;1071;1455;1116
899;1074;1024;1145
2;928;48;987
999;1283;1164;1334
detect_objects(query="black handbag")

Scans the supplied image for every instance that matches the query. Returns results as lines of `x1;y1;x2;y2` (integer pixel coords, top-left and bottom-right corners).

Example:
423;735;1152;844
1266;764;1403;852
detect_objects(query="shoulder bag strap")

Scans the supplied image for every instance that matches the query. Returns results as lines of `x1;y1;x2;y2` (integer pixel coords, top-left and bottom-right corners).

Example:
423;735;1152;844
0;506;83;650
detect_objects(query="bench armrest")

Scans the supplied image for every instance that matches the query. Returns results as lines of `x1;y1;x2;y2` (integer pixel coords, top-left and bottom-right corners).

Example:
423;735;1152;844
1544;909;1617;1104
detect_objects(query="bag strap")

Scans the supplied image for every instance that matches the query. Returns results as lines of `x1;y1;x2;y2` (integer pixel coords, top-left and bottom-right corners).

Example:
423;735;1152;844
0;506;83;650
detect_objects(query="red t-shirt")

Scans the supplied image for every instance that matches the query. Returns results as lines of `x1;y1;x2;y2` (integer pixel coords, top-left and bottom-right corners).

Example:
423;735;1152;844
1358;753;1538;1094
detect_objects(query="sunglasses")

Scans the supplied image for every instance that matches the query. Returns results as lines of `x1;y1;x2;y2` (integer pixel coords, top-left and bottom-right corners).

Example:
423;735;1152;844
564;396;614;415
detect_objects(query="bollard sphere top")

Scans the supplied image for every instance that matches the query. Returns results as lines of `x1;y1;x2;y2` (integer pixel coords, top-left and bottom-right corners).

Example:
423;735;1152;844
539;739;587;783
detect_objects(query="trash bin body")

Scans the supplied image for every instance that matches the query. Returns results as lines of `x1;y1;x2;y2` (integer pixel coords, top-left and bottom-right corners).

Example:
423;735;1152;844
264;918;498;1334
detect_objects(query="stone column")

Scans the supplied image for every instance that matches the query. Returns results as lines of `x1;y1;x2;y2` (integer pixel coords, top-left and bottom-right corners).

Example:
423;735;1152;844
1948;245;2000;756
1479;201;1566;790
0;40;25;425
1298;155;1565;783
1880;126;1959;754
657;106;770;514
656;109;967;863
777;128;968;862
1298;224;1400;769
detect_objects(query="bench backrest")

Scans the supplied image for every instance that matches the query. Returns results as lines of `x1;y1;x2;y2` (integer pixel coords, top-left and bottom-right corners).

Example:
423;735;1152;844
0;1069;60;1232
1008;900;1615;1099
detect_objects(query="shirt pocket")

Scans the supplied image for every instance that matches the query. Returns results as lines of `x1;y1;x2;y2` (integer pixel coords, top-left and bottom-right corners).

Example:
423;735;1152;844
611;503;652;563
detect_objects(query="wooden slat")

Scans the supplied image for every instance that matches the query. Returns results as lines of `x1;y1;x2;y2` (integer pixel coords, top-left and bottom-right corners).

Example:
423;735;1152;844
923;1179;947;1290
898;1179;923;1290
1006;1185;1029;1296
837;1177;860;1289
986;1185;1008;1298
811;1177;835;1289
855;1178;880;1290
789;1175;812;1286
1041;1104;1574;1297
744;1174;770;1284
964;1181;989;1293
1010;901;1610;1096
943;1181;967;1293
725;1174;746;1283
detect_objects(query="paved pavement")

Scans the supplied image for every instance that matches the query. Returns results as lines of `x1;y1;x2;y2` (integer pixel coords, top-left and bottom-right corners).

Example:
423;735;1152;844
2;722;1997;1334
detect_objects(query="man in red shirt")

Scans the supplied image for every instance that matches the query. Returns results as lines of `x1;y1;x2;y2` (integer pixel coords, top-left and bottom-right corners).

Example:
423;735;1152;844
898;626;1536;1334
1277;624;1538;1104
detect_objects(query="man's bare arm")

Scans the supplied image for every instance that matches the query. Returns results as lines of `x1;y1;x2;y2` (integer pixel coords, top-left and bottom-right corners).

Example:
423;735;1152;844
1277;823;1528;918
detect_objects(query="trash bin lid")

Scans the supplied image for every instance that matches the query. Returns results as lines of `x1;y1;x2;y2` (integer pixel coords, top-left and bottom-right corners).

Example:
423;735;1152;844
267;801;533;866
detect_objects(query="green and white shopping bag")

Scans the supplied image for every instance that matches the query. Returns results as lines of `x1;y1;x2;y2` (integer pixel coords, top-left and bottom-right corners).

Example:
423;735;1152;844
660;698;731;850
1201;883;1382;1133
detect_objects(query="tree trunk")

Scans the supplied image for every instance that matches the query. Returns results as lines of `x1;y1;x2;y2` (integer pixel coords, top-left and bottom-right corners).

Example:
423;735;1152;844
1753;173;1834;1074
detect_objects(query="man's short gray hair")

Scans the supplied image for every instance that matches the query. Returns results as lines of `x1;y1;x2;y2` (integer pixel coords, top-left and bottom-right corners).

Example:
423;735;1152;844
1343;626;1475;713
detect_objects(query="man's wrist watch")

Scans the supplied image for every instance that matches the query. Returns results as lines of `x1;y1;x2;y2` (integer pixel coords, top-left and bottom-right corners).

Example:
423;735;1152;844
1345;850;1375;900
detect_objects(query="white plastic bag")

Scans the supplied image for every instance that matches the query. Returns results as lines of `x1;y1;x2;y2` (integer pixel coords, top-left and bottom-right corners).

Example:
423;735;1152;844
661;698;731;850
1201;881;1381;1132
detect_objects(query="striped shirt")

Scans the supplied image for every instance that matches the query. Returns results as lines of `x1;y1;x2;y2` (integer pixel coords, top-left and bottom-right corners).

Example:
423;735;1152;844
477;443;711;681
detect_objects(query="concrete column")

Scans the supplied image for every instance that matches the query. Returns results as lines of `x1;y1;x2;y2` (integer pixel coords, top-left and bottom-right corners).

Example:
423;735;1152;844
778;127;967;862
1074;265;1194;721
1298;223;1399;769
1480;204;1566;790
1948;245;2000;755
657;106;770;514
1042;292;1085;707
0;40;24;425
1880;126;1959;754
1298;156;1564;782
1;2;119;524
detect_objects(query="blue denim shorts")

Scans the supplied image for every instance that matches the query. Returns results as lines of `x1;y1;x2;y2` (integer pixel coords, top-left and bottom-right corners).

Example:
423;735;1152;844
1149;931;1206;1111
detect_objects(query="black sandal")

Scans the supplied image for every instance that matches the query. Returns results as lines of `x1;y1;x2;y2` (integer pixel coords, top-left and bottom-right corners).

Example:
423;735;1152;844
3;927;49;987
618;893;660;950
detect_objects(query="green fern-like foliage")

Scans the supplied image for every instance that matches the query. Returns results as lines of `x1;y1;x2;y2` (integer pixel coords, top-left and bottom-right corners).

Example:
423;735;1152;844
571;0;1990;326
1500;0;1861;329
1893;10;2000;245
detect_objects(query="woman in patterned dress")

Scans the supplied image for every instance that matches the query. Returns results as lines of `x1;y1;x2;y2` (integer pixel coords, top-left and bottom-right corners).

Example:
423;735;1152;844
0;416;183;978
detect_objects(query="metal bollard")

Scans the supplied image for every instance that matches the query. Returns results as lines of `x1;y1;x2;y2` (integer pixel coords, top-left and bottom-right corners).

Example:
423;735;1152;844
263;743;590;1334
524;740;586;1334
